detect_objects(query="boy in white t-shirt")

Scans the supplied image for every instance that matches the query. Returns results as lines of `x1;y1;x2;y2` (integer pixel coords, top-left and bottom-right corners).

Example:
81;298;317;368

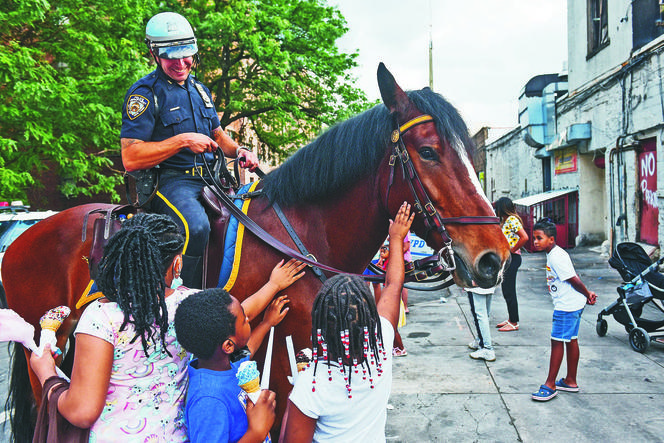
531;218;597;402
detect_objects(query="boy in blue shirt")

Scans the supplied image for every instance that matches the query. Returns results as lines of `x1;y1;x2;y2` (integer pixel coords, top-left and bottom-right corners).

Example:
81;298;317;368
531;218;597;401
175;288;290;442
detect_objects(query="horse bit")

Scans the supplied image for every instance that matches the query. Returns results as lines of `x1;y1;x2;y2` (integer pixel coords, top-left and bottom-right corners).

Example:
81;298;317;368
385;113;500;278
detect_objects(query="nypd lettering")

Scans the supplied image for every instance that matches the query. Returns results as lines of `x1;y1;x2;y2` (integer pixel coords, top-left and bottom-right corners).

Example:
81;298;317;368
127;95;150;120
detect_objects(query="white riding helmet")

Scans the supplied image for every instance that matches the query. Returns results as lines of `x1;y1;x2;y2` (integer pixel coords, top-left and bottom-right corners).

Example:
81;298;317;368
145;12;198;59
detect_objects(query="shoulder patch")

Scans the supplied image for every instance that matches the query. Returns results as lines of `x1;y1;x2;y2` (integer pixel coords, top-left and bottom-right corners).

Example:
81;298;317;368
126;94;150;120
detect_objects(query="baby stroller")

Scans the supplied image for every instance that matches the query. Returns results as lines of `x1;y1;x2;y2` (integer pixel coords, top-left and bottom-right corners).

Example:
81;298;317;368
596;242;664;352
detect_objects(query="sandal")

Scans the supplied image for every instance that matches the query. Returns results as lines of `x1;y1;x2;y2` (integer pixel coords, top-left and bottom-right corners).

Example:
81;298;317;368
555;378;579;392
498;321;519;332
392;347;408;357
532;384;557;401
496;320;509;328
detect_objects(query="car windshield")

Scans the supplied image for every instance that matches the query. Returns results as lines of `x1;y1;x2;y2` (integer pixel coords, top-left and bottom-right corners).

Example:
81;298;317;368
0;220;39;253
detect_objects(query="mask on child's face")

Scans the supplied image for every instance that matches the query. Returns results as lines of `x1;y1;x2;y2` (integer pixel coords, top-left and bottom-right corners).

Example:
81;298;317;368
230;345;251;363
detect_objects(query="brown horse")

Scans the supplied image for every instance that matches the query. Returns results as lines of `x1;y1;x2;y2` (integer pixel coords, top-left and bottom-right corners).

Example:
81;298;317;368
3;64;509;440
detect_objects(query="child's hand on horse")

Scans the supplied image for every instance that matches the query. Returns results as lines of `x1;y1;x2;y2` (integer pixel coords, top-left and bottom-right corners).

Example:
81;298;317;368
264;295;290;326
269;259;306;291
389;202;414;241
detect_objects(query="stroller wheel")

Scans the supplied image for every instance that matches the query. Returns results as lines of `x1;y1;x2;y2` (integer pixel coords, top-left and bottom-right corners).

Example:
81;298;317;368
628;327;650;353
596;319;608;337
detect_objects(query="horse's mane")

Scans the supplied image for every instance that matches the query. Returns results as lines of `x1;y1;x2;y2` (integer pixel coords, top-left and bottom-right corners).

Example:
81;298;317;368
261;87;473;207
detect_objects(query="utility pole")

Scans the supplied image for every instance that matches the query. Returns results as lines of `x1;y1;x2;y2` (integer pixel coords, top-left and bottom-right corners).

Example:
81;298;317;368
428;0;434;91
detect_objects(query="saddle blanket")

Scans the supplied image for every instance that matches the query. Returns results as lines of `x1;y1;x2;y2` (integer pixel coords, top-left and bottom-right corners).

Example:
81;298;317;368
218;181;259;290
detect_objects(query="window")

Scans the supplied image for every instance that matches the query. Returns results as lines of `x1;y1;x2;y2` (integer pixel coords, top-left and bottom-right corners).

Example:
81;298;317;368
632;0;664;51
587;0;610;58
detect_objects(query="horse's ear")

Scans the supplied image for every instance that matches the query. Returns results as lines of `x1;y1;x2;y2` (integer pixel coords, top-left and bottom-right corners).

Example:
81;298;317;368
377;63;410;116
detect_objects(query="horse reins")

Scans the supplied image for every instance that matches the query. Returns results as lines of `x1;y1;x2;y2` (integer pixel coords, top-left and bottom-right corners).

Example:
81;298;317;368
196;113;499;285
385;113;500;273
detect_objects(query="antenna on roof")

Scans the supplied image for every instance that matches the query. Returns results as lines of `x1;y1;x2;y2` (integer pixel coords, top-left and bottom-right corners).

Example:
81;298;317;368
428;0;434;91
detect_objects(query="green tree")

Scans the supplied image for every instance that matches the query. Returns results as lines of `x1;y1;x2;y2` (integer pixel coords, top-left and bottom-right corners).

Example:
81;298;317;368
184;0;370;159
0;0;369;204
0;0;157;203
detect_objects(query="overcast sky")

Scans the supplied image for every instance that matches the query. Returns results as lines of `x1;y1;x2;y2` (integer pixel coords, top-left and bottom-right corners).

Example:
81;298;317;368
331;0;567;136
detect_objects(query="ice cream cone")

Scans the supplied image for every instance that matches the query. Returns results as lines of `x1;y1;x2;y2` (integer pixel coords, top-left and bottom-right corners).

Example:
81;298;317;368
39;306;71;331
240;377;261;403
295;348;312;373
40;319;63;331
38;306;71;355
237;360;261;404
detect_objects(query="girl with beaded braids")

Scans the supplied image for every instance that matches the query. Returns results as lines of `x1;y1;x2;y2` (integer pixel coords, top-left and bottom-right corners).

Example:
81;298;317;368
29;213;198;442
282;202;414;443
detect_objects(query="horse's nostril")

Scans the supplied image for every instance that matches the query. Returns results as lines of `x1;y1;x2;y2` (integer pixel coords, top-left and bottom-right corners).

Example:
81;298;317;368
477;252;501;281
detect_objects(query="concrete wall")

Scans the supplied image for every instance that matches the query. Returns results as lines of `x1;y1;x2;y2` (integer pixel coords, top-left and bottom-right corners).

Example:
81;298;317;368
567;0;634;92
558;41;664;247
485;128;546;202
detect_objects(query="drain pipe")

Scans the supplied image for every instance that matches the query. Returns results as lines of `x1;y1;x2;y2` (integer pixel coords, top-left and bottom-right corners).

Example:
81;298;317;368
608;136;639;252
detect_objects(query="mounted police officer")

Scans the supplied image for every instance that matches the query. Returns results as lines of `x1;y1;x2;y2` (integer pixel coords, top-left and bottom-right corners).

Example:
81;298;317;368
121;12;259;288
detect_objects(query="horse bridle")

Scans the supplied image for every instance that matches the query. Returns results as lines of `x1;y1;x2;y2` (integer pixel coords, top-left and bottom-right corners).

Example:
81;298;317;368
385;113;500;273
194;114;499;285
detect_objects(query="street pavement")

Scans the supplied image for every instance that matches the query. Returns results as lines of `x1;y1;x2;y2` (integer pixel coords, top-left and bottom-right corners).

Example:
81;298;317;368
386;246;664;442
1;247;663;442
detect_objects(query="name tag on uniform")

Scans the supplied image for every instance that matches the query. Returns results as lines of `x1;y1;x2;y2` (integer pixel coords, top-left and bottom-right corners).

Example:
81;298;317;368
194;82;214;108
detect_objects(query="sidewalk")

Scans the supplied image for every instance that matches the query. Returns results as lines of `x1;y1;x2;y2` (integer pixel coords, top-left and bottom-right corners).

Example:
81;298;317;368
386;247;664;442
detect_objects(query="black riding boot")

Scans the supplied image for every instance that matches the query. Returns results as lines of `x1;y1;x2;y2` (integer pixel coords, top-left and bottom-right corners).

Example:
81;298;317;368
181;255;203;289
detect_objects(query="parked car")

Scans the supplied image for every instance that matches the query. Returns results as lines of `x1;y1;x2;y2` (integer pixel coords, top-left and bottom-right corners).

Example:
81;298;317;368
0;202;58;308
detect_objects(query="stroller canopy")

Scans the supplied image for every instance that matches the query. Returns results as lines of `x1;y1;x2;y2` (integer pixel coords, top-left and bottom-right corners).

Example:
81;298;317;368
609;242;664;290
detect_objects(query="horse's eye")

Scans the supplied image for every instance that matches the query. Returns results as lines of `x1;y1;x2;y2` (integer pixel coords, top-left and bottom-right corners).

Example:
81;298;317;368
418;146;437;161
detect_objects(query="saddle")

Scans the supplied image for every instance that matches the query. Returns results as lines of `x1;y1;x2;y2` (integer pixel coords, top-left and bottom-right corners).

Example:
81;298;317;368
81;185;233;292
201;186;233;289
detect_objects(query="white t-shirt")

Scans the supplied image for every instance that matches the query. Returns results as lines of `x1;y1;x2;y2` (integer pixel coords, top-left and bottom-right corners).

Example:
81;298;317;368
288;316;394;443
546;245;587;312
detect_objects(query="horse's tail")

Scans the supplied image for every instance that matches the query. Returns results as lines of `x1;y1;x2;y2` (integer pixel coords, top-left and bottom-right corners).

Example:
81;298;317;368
5;344;36;443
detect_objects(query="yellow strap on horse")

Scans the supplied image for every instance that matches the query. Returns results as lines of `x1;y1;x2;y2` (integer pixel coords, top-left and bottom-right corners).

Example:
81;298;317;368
76;280;103;309
223;180;261;292
399;114;434;134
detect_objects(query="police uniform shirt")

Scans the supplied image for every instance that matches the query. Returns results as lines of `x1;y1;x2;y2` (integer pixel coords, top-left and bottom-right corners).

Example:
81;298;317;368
120;68;221;169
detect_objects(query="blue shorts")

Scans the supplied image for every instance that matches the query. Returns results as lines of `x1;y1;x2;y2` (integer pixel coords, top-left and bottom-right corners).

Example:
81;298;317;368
551;309;583;342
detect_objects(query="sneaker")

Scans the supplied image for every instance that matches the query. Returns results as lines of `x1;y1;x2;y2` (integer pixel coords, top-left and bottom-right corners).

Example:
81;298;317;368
468;339;479;350
469;348;495;361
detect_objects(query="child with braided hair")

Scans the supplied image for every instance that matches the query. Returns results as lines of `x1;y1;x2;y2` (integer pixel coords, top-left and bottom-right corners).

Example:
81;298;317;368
30;213;194;441
29;213;304;442
281;202;414;442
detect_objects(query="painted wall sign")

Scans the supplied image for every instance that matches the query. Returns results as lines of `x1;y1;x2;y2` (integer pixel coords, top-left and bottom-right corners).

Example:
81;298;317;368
554;148;577;174
638;138;658;245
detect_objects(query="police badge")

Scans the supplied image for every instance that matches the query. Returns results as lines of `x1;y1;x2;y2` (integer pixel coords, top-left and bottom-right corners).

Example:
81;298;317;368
194;82;214;108
127;94;149;120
